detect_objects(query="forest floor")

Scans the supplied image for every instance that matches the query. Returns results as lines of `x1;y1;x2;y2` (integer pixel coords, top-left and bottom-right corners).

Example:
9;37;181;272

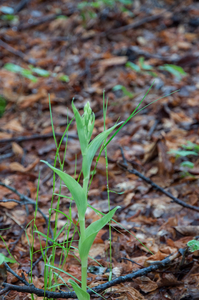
0;0;199;299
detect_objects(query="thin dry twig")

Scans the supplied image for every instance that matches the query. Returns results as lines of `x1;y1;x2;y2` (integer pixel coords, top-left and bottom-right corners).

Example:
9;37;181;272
0;39;36;65
17;8;77;31
4;263;30;286
0;132;78;144
0;182;54;239
1;251;180;298
106;13;164;35
14;0;31;13
118;147;199;212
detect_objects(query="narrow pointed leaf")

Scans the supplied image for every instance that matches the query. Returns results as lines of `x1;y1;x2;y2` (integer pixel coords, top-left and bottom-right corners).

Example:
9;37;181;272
82;123;122;178
79;206;119;261
72;102;87;155
41;161;87;217
68;279;90;300
0;253;16;264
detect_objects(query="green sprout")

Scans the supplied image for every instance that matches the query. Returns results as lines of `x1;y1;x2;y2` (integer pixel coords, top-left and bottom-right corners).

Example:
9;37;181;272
3;63;69;83
113;85;134;98
158;64;187;80
187;240;199;252
168;142;199;177
126;57;157;77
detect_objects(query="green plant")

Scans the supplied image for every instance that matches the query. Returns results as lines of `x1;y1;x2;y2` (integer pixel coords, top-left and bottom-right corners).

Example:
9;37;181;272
41;102;121;299
40;83;174;298
158;64;187;80
125;61;141;72
0;253;16;264
3;63;69;83
168;141;199;177
126;57;157;77
187;239;199;252
0;6;19;24
126;59;187;80
0;235;17;265
112;84;134;98
78;0;133;21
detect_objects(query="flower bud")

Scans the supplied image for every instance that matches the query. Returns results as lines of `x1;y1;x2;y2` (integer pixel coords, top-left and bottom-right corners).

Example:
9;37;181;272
83;102;94;143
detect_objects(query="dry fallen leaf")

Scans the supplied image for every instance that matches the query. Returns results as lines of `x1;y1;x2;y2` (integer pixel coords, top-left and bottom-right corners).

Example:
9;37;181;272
0;201;18;209
134;276;158;293
2;119;24;132
12;142;24;157
174;226;199;236
9;159;39;172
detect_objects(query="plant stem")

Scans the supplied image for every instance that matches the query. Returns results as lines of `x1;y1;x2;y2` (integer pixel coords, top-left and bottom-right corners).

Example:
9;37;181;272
83;177;89;194
81;257;88;292
79;216;87;291
79;170;90;292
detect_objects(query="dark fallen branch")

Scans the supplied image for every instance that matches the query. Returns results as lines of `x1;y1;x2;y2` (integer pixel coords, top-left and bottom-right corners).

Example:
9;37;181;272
17;13;63;30
0;39;36;65
103;0;183;37
102;12;164;36
126;45;177;63
118;148;199;212
0;39;25;59
0;132;78;144
14;0;31;14
0;286;9;295
117;45;192;65
4;263;30;286
17;7;77;31
1;251;180;298
0;182;54;239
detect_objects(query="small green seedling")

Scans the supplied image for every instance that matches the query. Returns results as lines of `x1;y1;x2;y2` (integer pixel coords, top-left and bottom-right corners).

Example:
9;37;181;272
3;63;69;83
187;239;199;252
113;85;134;98
78;0;133;21
0;235;18;265
126;59;186;80
125;61;141;72
139;57;153;71
4;63;38;82
158;64;187;80
126;57;157;77
168;142;199;177
42;102;121;299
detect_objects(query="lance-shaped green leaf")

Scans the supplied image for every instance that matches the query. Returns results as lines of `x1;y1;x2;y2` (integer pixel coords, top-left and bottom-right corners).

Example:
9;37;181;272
68;279;90;300
79;206;119;261
0;253;16;265
41;161;87;218
82;122;122;179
